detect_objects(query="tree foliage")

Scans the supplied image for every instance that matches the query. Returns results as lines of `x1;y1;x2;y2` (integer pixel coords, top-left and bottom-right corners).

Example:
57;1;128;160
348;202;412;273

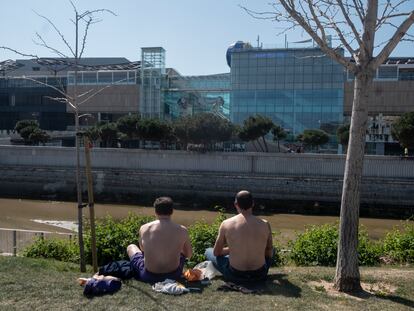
116;114;140;139
98;122;118;148
14;119;49;145
138;118;171;142
238;115;274;152
392;112;414;150
173;113;234;150
337;124;350;146
298;129;329;150
271;124;287;152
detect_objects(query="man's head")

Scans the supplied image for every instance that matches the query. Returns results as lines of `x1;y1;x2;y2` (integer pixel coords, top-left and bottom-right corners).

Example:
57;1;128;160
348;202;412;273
154;196;173;216
234;190;254;211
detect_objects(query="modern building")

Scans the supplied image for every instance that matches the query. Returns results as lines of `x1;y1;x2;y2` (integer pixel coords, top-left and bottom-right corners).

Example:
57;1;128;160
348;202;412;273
1;44;413;154
227;41;344;136
0;57;140;130
345;58;414;154
163;73;230;120
0;48;230;132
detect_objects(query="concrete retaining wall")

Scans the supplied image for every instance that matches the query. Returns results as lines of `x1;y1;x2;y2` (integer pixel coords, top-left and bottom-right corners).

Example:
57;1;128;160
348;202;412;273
0;146;413;212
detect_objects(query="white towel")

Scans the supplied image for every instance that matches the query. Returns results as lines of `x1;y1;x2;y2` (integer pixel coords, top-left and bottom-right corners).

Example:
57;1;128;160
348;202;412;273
152;279;189;295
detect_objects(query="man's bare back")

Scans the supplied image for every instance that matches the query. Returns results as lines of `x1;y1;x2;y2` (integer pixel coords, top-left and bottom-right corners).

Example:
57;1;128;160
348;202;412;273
212;190;273;275
139;219;191;273
127;197;192;283
218;214;272;271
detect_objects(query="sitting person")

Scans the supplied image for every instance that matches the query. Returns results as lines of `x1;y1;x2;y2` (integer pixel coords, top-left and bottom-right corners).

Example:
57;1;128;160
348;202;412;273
127;196;192;283
205;190;273;282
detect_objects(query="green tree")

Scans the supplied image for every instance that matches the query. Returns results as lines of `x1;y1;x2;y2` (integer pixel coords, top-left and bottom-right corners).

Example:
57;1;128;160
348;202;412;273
187;113;233;149
117;114;140;139
173;114;233;151
14;119;49;145
271;125;287;152
99;122;118;148
238;115;273;152
172;116;192;150
117;114;141;148
337;124;350;147
298;129;329;151
392;112;414;153
138;118;171;148
28;128;50;145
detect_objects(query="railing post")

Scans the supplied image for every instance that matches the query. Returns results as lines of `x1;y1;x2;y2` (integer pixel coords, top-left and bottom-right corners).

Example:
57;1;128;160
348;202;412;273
12;230;17;257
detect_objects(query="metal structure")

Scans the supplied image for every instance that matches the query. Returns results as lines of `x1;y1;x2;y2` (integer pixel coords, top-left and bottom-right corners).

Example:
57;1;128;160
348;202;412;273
140;47;166;118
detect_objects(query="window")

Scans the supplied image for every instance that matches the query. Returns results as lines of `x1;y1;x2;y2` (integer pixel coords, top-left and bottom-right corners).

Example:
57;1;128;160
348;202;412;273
378;66;398;79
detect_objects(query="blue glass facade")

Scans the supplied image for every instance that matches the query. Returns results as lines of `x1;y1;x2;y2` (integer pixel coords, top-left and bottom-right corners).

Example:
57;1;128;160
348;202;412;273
229;47;344;135
0;77;70;130
163;74;230;119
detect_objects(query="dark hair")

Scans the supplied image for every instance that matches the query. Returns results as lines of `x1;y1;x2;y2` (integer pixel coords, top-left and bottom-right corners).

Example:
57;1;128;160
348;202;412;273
154;197;173;215
235;191;253;210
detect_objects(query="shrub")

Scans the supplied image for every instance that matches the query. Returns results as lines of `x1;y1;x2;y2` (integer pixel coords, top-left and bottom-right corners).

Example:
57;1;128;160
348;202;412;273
290;224;338;266
84;214;154;266
289;224;383;266
23;237;79;263
358;228;383;266
188;211;225;265
383;222;414;263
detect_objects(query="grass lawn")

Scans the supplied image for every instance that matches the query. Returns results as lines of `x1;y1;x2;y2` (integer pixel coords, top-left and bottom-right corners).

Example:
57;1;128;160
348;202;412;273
0;257;413;311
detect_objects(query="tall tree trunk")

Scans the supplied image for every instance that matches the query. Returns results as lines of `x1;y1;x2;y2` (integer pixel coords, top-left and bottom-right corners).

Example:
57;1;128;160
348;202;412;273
277;139;280;152
334;71;373;292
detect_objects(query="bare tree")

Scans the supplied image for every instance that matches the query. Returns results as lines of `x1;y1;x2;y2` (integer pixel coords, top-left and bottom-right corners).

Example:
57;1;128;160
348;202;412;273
1;1;116;272
243;1;414;292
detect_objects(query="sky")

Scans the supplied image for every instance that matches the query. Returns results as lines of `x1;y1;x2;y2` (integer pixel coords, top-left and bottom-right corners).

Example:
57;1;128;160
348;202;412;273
1;0;413;75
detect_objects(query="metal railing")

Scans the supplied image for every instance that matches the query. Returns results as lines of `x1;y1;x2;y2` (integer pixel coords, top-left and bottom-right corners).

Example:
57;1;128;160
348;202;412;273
0;228;74;256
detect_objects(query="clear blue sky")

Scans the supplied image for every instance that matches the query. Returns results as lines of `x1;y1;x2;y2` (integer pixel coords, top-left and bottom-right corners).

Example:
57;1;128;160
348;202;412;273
1;0;413;75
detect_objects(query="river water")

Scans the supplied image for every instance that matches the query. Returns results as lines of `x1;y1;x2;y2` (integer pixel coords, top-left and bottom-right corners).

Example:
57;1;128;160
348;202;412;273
0;198;409;244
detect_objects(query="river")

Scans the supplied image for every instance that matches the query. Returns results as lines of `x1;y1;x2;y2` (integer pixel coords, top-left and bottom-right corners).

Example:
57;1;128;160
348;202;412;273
0;198;409;244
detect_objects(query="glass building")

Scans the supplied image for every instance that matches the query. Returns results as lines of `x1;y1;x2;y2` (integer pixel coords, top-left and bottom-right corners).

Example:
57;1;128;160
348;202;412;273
0;76;69;130
228;43;344;135
163;73;230;120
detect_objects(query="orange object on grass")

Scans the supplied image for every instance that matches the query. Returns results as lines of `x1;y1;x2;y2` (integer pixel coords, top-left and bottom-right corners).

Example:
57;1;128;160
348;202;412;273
183;268;203;281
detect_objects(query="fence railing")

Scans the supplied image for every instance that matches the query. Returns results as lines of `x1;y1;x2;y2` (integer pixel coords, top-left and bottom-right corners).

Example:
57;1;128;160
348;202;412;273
0;228;74;256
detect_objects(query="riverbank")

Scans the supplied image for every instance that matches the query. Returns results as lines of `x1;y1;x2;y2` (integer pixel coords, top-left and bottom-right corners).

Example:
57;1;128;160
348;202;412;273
0;198;409;244
1;257;413;311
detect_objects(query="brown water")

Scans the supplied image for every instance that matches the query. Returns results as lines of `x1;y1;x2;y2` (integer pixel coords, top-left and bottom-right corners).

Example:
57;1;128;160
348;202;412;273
0;198;408;243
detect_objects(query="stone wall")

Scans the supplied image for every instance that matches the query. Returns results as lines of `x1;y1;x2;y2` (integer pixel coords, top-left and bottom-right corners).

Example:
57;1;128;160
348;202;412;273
0;146;413;215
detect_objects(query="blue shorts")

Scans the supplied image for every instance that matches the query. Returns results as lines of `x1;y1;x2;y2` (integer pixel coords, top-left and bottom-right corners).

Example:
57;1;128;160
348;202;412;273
204;248;272;282
130;252;185;284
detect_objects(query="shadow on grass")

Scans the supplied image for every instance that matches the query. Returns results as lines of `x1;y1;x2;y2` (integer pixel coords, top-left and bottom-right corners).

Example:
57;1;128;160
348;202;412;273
127;283;170;311
344;289;414;309
223;273;302;297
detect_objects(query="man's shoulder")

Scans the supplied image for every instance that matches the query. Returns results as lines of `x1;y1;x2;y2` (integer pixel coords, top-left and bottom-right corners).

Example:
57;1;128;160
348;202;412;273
140;220;158;230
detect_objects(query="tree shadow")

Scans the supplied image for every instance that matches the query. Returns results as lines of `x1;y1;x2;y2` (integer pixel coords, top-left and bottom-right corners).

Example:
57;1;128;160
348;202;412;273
126;282;169;311
347;290;414;309
377;294;414;309
220;273;302;297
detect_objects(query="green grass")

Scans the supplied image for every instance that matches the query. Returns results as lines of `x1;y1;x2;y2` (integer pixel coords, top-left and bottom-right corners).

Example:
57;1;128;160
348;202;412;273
0;257;413;311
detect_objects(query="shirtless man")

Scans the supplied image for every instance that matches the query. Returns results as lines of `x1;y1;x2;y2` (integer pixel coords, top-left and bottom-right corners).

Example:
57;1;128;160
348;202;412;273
205;190;273;282
127;197;192;283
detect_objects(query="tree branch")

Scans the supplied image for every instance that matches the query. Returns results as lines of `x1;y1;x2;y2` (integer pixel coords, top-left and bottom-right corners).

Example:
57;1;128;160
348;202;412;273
371;10;414;69
33;33;69;58
278;0;357;72
33;10;76;57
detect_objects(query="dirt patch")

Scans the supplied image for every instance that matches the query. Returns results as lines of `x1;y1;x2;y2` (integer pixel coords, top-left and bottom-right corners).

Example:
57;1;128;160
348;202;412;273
308;280;397;301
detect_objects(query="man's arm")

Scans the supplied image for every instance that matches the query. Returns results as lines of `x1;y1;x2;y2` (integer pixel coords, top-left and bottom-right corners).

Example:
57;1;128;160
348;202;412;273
265;221;273;259
182;228;193;259
213;223;229;256
138;226;144;252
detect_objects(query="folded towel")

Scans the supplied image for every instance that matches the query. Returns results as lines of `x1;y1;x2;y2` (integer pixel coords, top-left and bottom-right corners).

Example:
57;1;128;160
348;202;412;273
152;279;189;295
